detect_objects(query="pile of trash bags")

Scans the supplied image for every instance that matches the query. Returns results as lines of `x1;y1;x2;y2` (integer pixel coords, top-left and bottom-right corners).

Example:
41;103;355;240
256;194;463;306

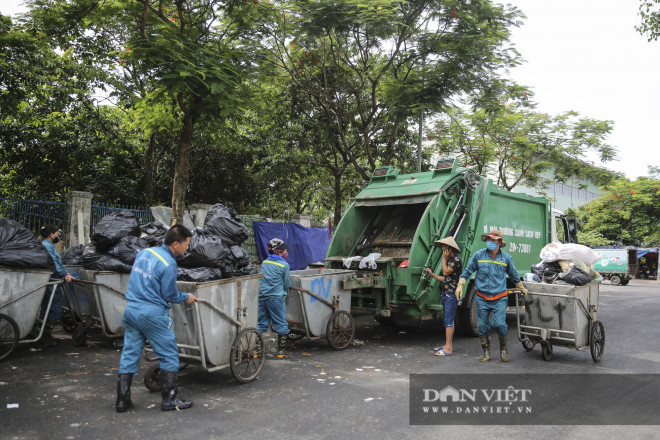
82;206;257;281
0;218;54;269
525;243;603;287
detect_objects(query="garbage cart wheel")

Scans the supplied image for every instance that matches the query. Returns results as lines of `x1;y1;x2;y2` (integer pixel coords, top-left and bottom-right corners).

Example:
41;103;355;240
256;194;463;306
144;363;161;391
521;337;537;352
519;315;536;352
72;324;87;347
326;311;355;350
62;315;76;333
287;332;304;341
230;328;264;384
590;320;605;363
610;275;621;286
0;314;19;361
541;342;553;361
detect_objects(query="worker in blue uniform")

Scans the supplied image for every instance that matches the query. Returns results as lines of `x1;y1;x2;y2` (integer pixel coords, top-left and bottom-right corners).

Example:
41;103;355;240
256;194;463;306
257;238;291;359
39;224;73;324
115;225;198;413
456;229;528;362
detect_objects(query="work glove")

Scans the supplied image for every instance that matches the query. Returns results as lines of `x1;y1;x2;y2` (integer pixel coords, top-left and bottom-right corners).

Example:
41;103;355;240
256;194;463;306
455;278;466;301
515;281;528;296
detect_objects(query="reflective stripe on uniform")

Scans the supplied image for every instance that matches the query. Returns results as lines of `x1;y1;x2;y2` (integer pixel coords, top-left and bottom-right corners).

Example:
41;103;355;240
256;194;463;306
476;290;508;300
147;248;169;266
263;260;285;268
477;260;507;266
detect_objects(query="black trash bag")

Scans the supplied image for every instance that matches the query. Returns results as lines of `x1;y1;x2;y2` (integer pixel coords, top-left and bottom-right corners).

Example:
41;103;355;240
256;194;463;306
82;243;103;269
203;203;249;246
177;229;228;269
140;222;169;247
228;245;250;268
239;262;258;276
530;261;562;282
95;254;133;273
559;266;592;286
91;210;141;252
177;266;224;282
0;218;54;269
61;244;85;265
107;236;149;265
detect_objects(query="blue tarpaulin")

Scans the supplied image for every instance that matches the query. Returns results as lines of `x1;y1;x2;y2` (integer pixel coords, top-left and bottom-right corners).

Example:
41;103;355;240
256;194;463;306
637;248;659;258
253;222;332;270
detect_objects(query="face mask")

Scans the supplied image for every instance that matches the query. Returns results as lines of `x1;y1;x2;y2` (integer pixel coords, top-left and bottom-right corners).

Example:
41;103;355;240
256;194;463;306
486;240;498;251
52;235;60;244
282;250;289;260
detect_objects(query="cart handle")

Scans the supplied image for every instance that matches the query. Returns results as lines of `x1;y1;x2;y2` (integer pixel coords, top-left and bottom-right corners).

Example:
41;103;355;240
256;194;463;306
288;286;337;310
71;278;126;297
195;298;243;328
0;279;63;310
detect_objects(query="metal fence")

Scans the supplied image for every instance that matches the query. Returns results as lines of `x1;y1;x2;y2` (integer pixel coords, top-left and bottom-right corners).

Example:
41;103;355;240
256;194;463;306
0;198;68;234
91;204;154;234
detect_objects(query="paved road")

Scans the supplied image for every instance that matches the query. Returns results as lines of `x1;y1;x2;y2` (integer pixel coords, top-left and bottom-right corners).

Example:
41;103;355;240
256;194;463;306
1;280;659;439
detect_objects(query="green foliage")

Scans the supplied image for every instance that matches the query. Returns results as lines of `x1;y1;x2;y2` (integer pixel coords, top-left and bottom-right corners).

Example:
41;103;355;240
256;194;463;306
259;0;524;179
430;83;618;191
577;230;613;247
637;0;660;41
581;177;660;246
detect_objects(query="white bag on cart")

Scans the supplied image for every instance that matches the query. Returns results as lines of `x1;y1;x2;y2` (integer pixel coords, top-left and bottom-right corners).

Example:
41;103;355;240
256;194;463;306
540;243;600;266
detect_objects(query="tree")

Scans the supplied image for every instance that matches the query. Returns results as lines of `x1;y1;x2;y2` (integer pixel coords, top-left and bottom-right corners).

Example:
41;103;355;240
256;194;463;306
637;0;660;41
259;0;524;180
429;84;618;191
581;177;660;246
22;0;261;223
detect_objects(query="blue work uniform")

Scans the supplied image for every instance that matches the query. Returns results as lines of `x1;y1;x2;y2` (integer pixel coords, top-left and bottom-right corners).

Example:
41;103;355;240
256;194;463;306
257;254;290;335
460;248;521;337
40;239;68;321
118;245;189;374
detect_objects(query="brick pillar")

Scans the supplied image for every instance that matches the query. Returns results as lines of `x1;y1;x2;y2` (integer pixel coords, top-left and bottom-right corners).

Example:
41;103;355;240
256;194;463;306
65;191;93;248
189;203;212;228
292;214;312;228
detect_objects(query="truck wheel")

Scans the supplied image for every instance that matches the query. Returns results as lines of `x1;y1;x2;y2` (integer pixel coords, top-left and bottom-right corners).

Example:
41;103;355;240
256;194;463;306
610;275;621;286
456;286;479;337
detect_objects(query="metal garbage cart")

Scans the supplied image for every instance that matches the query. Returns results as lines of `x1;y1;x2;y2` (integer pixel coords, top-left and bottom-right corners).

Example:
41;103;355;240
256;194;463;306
63;269;131;347
0;267;62;360
286;268;356;350
143;273;265;388
515;281;605;362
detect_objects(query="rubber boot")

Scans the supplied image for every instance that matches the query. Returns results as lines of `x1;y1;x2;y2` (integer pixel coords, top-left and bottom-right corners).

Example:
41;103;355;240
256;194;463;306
479;335;491;363
160;371;193;411
277;333;288;359
499;334;509;362
115;373;133;413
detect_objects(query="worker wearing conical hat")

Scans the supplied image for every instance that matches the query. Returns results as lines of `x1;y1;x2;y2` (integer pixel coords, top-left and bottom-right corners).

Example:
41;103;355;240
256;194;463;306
425;236;462;357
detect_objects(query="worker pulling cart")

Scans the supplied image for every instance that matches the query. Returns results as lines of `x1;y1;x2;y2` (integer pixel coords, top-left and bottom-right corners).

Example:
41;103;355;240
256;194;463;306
143;273;265;388
515;280;605;362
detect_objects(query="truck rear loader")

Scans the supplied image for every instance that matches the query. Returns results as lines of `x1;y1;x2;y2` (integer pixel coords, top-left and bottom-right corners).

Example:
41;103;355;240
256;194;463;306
325;158;577;336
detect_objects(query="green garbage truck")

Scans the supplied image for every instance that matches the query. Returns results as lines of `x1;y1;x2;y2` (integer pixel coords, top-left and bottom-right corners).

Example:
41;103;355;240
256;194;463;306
325;158;577;335
593;249;637;285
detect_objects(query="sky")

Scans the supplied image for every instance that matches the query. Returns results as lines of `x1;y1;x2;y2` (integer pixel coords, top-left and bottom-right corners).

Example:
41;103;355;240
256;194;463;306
2;0;659;180
504;0;660;180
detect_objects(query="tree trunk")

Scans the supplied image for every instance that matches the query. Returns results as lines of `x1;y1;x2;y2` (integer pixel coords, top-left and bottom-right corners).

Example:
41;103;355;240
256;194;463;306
333;171;343;227
171;94;193;226
144;133;156;206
